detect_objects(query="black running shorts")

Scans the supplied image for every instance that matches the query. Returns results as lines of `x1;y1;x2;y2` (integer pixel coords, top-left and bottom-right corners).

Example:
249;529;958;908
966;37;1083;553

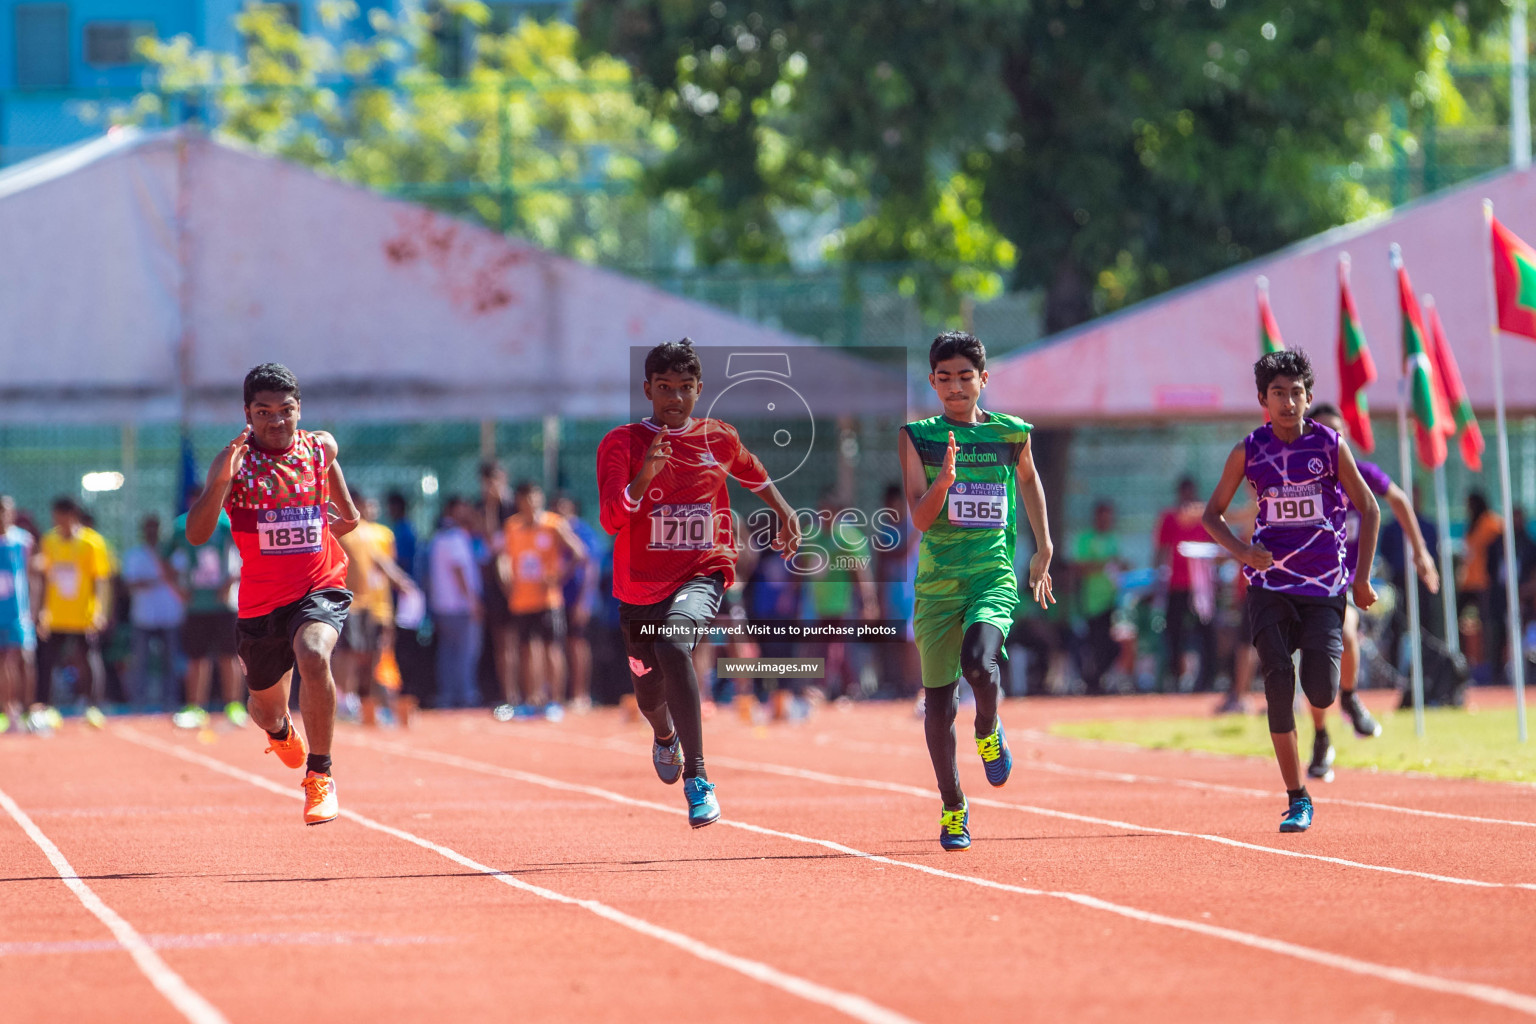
237;588;352;692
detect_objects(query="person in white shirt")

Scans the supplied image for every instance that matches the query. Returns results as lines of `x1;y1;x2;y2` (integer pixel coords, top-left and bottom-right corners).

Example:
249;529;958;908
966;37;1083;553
121;514;185;711
429;497;483;708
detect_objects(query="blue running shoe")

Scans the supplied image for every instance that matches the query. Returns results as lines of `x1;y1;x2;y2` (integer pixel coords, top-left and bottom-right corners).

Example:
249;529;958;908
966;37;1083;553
683;777;720;828
652;735;684;785
940;799;971;851
1279;796;1314;833
975;720;1012;787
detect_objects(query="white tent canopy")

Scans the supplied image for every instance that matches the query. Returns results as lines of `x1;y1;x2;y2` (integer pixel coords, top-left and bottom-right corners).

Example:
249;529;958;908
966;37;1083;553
987;166;1536;424
0;128;883;424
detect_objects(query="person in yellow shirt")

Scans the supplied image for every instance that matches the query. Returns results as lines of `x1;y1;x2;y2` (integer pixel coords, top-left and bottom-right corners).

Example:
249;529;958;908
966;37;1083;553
497;482;585;718
37;497;112;717
336;494;418;725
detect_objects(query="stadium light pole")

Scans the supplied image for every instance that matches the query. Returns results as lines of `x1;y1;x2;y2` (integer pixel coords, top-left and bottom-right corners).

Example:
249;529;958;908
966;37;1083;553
1390;245;1427;738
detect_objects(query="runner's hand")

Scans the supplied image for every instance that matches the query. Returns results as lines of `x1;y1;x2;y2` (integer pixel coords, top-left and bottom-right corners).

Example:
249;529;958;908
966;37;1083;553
936;431;958;490
772;511;802;558
1414;549;1441;595
207;428;251;487
1028;551;1054;608
1352;576;1378;611
630;427;672;495
1242;543;1273;571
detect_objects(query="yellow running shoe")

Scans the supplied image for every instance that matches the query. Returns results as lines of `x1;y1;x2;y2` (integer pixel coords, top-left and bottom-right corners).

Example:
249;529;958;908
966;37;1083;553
263;719;307;770
301;771;338;825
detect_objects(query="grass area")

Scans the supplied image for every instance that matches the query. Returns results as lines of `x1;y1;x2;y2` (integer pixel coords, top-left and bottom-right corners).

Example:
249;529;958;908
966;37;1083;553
1052;706;1536;784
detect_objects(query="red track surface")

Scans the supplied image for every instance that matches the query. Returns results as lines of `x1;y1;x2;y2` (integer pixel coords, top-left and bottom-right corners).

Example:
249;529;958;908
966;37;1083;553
3;693;1534;1023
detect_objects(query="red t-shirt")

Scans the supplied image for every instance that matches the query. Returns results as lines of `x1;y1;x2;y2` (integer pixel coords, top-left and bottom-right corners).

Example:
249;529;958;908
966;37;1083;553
225;430;349;618
1157;506;1210;592
597;417;771;605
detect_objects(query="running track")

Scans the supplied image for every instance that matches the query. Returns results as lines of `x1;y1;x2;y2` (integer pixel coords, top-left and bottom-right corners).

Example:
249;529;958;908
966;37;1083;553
3;694;1534;1023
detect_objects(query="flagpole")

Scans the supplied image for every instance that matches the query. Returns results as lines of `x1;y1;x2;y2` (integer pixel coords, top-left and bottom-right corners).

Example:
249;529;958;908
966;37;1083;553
1482;199;1529;743
1391;243;1427;737
1421;295;1463;655
1431;461;1461;654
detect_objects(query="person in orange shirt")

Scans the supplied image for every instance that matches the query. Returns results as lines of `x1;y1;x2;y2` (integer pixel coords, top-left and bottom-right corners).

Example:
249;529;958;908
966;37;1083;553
336;493;419;726
498;482;585;718
1460;491;1507;678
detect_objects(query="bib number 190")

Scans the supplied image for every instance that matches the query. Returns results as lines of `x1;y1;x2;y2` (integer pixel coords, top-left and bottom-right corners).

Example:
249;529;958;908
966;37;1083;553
1266;495;1323;525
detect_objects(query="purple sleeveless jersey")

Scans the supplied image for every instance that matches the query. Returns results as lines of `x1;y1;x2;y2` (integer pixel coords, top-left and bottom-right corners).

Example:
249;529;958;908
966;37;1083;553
1243;422;1349;597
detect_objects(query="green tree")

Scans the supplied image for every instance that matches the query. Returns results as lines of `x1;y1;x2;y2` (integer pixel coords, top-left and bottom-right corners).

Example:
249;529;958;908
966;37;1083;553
126;1;674;264
584;0;1506;330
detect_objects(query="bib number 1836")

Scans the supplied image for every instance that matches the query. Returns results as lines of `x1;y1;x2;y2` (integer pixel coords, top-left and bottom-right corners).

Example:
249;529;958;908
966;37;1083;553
257;506;324;555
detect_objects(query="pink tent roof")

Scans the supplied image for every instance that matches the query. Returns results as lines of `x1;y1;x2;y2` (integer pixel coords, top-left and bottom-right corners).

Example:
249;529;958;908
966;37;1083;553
987;167;1536;424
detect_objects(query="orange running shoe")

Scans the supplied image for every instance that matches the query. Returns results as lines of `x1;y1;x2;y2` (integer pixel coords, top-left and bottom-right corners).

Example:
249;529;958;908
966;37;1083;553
263;719;307;770
301;771;338;825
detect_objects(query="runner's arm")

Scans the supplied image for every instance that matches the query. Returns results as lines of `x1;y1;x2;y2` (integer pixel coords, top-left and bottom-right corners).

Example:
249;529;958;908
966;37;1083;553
1337;442;1380;596
597;434;642;536
1201;444;1267;567
315;432;361;538
1381;482;1439;593
1016;435;1055;606
898;429;948;533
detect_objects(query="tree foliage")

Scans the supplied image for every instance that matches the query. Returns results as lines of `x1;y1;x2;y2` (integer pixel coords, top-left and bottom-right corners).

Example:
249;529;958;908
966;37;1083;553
583;0;1507;329
126;1;673;264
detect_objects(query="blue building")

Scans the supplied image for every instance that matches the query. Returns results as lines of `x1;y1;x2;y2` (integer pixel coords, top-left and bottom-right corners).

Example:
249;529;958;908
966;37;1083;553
0;0;572;165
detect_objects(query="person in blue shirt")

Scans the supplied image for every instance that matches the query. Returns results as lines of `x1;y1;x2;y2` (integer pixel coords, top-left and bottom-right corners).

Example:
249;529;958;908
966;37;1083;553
0;496;38;731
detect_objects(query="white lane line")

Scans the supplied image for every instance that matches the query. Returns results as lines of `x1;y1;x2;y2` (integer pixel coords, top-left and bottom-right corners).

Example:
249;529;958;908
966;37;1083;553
343;734;1536;1019
502;727;1536;890
797;732;1536;831
0;783;231;1024
112;727;917;1024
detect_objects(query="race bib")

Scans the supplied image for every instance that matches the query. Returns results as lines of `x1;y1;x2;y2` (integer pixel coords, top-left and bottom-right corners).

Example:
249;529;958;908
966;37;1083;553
50;563;80;599
648;503;713;551
192;547;225;587
1265;490;1325;526
255;506;324;556
946;482;1006;529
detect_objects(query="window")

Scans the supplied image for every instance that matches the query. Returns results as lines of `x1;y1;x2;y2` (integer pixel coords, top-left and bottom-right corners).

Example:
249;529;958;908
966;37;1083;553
83;21;155;67
15;4;69;89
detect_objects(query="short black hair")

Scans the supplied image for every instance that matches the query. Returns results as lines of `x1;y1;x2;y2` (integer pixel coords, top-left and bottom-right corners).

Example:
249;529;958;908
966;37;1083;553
243;363;301;406
1254;349;1314;396
513;479;541;500
930;331;985;371
349;490;367;506
51;496;80;516
478;460;502;481
645;338;702;380
386;490;408;511
1308;402;1342;421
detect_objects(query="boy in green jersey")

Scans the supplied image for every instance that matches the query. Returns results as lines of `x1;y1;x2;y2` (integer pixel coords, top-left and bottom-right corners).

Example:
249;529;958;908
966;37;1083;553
898;332;1055;851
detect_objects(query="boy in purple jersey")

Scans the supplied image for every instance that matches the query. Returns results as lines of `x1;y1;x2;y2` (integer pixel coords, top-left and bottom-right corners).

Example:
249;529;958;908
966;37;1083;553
1302;404;1440;779
1202;351;1380;833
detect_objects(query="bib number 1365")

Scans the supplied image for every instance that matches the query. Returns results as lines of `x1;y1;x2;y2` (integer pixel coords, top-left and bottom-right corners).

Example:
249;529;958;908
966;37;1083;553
257;506;324;555
947;482;1007;529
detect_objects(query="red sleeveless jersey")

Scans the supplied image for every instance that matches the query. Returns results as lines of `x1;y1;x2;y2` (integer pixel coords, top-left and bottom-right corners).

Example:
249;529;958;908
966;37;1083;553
224;430;349;617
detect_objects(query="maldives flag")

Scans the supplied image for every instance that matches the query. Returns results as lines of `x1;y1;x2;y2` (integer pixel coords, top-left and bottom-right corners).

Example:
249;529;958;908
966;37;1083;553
1424;297;1485;472
1394;253;1451;468
1336;256;1376;452
1491;215;1536;341
1258;278;1284;354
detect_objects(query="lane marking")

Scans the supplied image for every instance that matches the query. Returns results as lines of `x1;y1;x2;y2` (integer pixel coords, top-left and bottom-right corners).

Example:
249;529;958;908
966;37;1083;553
343;733;1536;1018
0;932;447;958
792;732;1536;831
0;783;231;1024
113;727;918;1024
494;726;1536;890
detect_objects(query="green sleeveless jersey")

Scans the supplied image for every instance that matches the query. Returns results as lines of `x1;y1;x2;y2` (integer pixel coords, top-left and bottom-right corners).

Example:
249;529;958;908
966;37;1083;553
902;411;1032;599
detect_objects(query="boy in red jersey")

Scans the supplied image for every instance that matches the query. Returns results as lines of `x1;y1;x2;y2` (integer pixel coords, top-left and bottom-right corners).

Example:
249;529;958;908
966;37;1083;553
597;339;800;828
186;364;359;826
